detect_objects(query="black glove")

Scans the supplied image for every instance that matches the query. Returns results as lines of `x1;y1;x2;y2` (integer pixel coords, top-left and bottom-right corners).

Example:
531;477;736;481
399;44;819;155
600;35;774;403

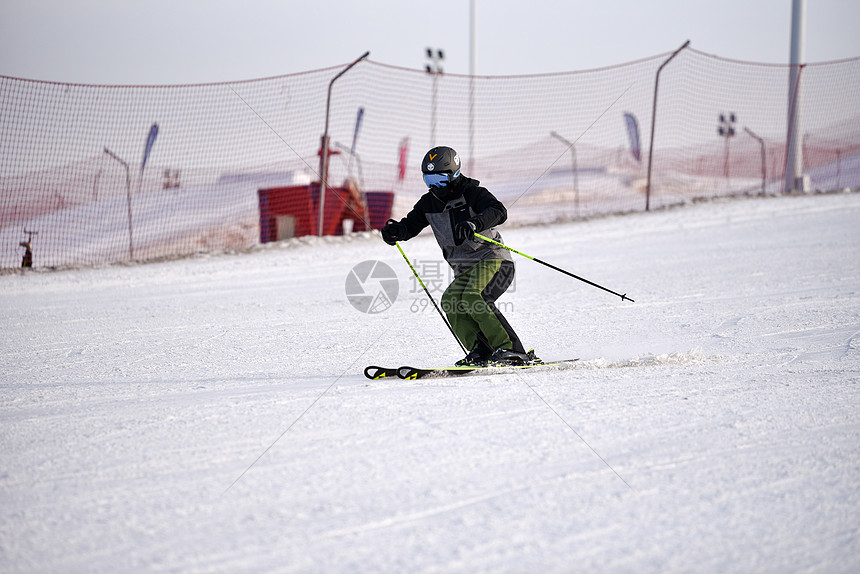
453;220;477;245
381;219;407;245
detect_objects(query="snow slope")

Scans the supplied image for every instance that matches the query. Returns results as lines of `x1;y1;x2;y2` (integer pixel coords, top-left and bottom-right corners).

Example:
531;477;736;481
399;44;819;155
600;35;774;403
1;191;859;573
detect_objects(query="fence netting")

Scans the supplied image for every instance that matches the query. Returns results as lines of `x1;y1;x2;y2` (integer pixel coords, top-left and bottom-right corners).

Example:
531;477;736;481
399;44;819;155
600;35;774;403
2;48;859;268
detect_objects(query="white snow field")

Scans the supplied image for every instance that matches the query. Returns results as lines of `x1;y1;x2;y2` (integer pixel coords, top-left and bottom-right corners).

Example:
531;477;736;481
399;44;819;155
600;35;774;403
1;191;859;573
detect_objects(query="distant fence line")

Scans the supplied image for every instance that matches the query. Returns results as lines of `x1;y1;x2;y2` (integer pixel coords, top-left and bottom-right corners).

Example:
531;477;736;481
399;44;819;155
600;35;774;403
2;48;859;268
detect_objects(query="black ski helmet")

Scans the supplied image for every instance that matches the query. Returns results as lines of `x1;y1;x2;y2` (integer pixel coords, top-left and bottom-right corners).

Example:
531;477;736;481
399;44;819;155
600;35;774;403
421;146;462;199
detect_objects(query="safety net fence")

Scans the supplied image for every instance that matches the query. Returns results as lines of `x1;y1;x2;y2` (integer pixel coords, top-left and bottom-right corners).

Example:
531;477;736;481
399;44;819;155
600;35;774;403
2;48;859;268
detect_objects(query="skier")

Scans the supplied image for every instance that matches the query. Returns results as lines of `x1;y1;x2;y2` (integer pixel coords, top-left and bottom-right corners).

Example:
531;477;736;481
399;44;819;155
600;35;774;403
381;146;536;366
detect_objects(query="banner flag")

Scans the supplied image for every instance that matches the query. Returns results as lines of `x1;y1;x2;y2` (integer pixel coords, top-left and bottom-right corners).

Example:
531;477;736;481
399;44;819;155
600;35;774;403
141;123;159;172
623;113;641;162
351;108;364;154
397;137;409;181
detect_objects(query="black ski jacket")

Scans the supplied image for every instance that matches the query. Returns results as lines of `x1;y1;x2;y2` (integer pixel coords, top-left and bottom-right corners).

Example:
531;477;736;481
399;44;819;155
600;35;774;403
395;176;513;275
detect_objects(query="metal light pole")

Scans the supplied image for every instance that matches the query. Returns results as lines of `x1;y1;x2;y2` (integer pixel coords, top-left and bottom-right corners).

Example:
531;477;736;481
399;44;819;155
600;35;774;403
785;0;807;193
550;131;580;219
104;147;133;259
836;149;842;189
744;127;767;194
645;40;690;211
318;51;369;237
468;0;476;173
425;48;444;148
718;112;737;184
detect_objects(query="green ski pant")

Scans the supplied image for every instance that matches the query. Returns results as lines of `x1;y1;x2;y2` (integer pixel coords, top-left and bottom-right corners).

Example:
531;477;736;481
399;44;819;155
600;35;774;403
441;259;524;354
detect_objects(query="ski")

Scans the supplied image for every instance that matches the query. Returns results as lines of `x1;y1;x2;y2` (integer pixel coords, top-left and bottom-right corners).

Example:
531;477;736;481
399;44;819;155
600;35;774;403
396;365;477;379
396;358;580;380
363;365;401;380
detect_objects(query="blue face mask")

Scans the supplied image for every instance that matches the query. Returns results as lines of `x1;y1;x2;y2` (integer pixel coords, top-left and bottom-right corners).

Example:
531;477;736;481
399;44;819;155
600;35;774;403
423;169;460;189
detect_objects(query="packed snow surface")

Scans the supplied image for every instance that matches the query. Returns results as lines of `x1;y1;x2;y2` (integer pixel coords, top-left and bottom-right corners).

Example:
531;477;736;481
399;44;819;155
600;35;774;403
1;192;859;573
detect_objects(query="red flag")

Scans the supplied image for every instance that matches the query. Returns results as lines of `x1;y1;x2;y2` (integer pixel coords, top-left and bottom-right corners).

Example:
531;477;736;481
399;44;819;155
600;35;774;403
397;137;409;181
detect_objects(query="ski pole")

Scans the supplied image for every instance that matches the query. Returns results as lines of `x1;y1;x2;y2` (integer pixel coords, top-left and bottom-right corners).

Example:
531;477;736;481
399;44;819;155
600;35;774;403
394;241;468;354
474;233;634;302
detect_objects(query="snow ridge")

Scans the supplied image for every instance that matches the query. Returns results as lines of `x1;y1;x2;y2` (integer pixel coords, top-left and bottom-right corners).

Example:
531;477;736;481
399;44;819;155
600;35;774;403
579;348;714;370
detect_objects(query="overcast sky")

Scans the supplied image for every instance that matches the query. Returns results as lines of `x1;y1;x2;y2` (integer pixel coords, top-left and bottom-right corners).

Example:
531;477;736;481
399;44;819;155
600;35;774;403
1;0;858;85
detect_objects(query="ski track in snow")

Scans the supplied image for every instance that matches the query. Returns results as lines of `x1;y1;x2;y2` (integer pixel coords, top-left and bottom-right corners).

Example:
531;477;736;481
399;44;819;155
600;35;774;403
1;192;859;573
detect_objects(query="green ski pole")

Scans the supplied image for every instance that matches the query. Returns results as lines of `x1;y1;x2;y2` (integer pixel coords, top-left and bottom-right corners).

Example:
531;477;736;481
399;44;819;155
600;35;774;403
475;233;634;302
394;241;468;354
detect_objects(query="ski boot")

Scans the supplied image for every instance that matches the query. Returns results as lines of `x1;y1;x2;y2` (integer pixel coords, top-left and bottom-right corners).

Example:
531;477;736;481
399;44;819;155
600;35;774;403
489;348;530;366
489;348;542;366
456;347;490;367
